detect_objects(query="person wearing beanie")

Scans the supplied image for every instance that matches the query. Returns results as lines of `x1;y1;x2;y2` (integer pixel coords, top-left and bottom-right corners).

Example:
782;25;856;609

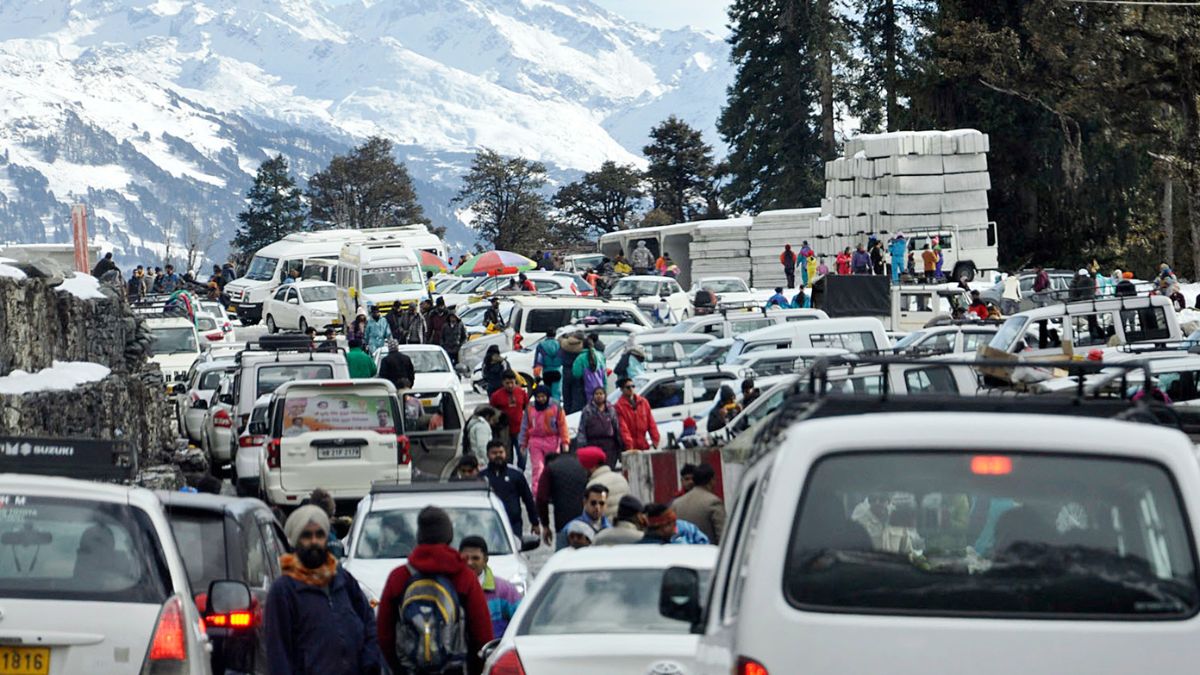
565;520;595;549
376;506;494;675
594;495;647;546
265;506;383;675
576;446;629;520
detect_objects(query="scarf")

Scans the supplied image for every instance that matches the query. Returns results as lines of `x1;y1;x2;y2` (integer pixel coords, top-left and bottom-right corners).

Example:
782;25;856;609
280;552;337;587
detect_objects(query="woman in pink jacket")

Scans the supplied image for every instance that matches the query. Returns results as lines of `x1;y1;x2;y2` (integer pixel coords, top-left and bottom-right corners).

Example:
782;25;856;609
518;387;570;492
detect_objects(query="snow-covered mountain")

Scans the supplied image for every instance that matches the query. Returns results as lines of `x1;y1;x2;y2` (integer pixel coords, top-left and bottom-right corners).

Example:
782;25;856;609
0;0;732;261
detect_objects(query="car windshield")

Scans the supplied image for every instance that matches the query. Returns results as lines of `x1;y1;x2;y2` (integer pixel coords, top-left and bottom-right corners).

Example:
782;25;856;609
300;286;337;303
363;266;423;293
679;341;731;367
244;256;278;282
255;364;334;398
702;279;749;294
989;316;1030;352
149;327;198;355
280;391;396;435
611;279;664;297
520;568;712;636
461;303;513;327
354;507;511;559
408;351;451;373
0;496;171;603
785;451;1199;618
166;510;227;593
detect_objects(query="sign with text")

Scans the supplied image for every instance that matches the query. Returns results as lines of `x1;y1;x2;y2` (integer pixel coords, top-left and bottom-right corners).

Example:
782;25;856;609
0;436;136;481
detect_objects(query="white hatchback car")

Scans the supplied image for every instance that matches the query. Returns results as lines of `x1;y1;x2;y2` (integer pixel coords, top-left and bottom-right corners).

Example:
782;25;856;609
482;545;716;675
608;275;694;324
343;482;540;605
0;475;213;674
262;281;340;334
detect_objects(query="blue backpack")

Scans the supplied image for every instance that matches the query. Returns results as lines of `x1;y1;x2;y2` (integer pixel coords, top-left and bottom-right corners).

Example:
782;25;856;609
397;566;467;673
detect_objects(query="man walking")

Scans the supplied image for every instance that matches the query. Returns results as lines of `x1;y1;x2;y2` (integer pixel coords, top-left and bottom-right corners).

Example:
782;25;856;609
535;450;588;545
670;463;727;544
378;340;415;390
780;244;797;289
488;372;529;464
459;536;522;638
888;235;907;284
481;441;542;539
614;378;659;452
376;506;494;675
631;240;654;275
554;483;611;550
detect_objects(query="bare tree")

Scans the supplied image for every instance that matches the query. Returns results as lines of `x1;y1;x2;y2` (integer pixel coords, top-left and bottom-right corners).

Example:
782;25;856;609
180;211;220;276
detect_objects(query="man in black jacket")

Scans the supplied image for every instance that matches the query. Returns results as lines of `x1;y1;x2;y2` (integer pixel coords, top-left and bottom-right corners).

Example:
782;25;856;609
481;441;542;539
535;450;588;546
377;340;415;390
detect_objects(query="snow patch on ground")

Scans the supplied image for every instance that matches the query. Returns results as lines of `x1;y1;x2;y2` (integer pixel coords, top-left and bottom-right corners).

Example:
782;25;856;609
0;263;25;280
0;361;110;395
56;272;105;300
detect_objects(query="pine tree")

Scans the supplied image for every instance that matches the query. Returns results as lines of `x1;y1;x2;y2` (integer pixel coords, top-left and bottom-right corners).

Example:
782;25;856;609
454;148;551;253
643;116;719;223
720;0;825;213
307;137;434;234
232;155;307;261
553;161;645;239
848;0;935;132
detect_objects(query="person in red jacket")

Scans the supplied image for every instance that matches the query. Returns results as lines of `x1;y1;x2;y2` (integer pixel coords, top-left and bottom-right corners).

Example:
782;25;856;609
489;371;530;465
614;377;660;451
376;506;494;675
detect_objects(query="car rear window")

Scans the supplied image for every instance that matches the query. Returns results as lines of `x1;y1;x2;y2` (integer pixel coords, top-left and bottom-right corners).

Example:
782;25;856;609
0;496;172;603
785;452;1199;618
167;510;227;592
281;390;396;435
520;568;711;636
256;364;334;398
200;370;227;390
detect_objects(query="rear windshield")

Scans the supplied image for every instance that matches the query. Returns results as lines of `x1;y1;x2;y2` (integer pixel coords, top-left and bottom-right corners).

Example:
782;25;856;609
256;364;335;398
0;496;172;603
520;568;712;636
785;452;1199;618
167;510;227;592
281;391;396;435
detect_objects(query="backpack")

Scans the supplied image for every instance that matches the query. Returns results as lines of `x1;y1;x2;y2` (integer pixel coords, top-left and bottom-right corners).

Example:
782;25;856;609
396;565;468;673
582;364;605;396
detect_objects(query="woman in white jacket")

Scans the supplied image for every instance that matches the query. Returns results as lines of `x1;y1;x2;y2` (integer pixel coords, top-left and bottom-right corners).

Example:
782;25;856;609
465;405;500;464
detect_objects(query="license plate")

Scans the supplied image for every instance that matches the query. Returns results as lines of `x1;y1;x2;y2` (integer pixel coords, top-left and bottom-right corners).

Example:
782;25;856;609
316;447;361;460
0;647;49;675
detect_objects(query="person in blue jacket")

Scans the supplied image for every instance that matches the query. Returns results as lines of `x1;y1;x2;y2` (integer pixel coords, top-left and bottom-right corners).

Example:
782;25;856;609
364;305;390;354
765;287;790;309
888;234;908;284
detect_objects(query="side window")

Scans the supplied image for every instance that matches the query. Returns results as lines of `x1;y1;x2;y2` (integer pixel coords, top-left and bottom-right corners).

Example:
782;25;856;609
1121;307;1171;342
925;332;955;354
690;375;732;403
730;319;773;335
723;479;766;622
245;519;270;589
273;287;289;302
643;381;684;409
1069;312;1115;348
903;366;959;394
260;520;287;574
526;309;567;335
961;332;990;353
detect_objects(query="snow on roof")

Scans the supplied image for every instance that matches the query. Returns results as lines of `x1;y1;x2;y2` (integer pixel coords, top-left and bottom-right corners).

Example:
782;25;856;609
0;263;26;280
0;361;111;395
56;272;105;300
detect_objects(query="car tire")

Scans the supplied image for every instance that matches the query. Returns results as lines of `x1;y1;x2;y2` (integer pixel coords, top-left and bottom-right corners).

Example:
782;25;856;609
266;315;278;334
298;317;308;334
953;262;976;283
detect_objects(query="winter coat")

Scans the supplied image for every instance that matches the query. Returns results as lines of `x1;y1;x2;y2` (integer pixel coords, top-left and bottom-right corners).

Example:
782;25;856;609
836;252;851;275
559;345;585;415
465;415;493;463
593;521;644;546
533;340;563;399
671;487;727;545
780;247;797;270
397;312;424;344
889;238;908;261
345;349;377;379
576;401;623;467
376;544;494;675
586;466;630;521
555;512;611;551
1069;274;1095;302
482;464;539;535
571;348;606;401
365;317;390;354
482;357;509;396
385;310;403;340
518;401;569;454
869;246;884;273
425;307;450;344
535;452;588;532
480;567;522;638
91;257;118;278
265;563;381;675
127;275;145;301
489;386;530;439
615;394;659;451
483;306;506;330
851;250;872;272
631;245;654;270
346;321;366;345
440;319;468;359
378;351;415;390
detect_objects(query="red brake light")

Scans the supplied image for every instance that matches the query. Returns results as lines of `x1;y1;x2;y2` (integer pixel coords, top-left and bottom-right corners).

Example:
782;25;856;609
971;455;1012;475
737;657;768;675
214;409;233;428
228;611;253;628
397;435;411;464
205;333;223;341
488;648;526;675
267;438;281;469
148;596;187;662
512;333;523;350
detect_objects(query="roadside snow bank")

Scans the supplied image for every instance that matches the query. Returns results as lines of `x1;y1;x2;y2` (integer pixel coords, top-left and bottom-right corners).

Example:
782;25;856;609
0;264;25;280
0;361;111;395
56;272;105;300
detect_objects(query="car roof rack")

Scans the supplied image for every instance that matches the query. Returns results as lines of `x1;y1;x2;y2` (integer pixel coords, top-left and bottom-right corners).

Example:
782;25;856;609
0;436;137;482
370;480;489;495
1115;340;1200;355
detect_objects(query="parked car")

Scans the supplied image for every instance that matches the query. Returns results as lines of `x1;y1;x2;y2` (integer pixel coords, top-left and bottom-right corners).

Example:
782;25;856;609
148;316;204;392
200;375;237;476
195;311;233;345
483;545;717;675
159;491;288;675
690;276;758;310
668;307;829;340
890;284;972;332
230;337;350;433
262;280;340;334
730;347;847;377
891;323;1001;355
602;333;717;370
178;358;236;444
608;275;694;324
723;317;891;363
0;474;213;674
343;483;540;606
979;268;1076;314
236;394;274;498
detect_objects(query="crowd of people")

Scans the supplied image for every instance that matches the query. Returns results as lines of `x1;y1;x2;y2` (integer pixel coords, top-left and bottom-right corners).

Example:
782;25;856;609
776;233;944;289
94;253;239;304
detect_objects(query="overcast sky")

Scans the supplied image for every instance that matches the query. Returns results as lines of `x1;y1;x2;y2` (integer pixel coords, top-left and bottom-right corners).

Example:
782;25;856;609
592;0;731;34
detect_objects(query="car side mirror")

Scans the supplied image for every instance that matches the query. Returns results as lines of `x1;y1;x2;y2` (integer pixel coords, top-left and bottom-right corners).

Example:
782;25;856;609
172;384;186;395
193;399;209;410
520;534;540;552
659;565;703;628
219;393;234;405
207;579;251;615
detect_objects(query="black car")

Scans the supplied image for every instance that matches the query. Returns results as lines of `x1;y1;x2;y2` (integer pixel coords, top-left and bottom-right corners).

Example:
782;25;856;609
159;491;288;675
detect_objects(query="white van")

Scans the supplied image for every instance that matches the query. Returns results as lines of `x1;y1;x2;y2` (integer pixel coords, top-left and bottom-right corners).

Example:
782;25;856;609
225;225;444;325
263;379;407;506
228;339;350;432
724;317;891;363
336;242;425;322
982;295;1181;359
660;402;1200;674
668;308;830;340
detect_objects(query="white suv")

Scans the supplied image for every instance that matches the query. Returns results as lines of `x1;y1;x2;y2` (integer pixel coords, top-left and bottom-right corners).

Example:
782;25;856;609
0;475;212;674
148;316;203;392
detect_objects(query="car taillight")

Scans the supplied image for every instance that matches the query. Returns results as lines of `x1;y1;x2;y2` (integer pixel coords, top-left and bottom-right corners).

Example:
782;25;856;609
239;434;264;448
737;656;768;675
214;409;233;428
146;596;187;663
205;332;223;342
267;438;281;469
513;333;523;350
206;610;255;629
397;435;411;464
488;648;526;675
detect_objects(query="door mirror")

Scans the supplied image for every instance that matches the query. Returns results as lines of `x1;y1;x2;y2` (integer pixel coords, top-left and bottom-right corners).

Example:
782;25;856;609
659;565;702;627
519;534;541;552
172;383;186;396
219;393;234;405
207;579;252;615
192;399;209;410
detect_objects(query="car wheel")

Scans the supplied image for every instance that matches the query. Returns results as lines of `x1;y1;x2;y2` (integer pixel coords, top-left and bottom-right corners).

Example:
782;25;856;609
266;315;277;334
298;317;308;334
953;262;975;283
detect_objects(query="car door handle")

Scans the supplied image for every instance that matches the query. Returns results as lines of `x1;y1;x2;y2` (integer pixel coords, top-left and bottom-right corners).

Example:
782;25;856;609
671;412;682;418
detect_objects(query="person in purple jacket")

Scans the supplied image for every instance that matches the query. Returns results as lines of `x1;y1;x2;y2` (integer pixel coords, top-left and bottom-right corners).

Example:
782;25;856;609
460;535;523;637
851;244;873;274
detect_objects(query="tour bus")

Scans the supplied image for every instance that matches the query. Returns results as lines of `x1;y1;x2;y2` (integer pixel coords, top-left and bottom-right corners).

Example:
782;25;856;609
336;242;426;323
224;225;444;325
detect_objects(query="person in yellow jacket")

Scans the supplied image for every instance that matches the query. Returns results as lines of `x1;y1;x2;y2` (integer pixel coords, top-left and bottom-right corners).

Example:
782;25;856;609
805;254;818;287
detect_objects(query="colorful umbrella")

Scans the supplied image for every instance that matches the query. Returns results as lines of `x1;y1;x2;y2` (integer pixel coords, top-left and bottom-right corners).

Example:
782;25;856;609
453;250;538;277
419;250;449;273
